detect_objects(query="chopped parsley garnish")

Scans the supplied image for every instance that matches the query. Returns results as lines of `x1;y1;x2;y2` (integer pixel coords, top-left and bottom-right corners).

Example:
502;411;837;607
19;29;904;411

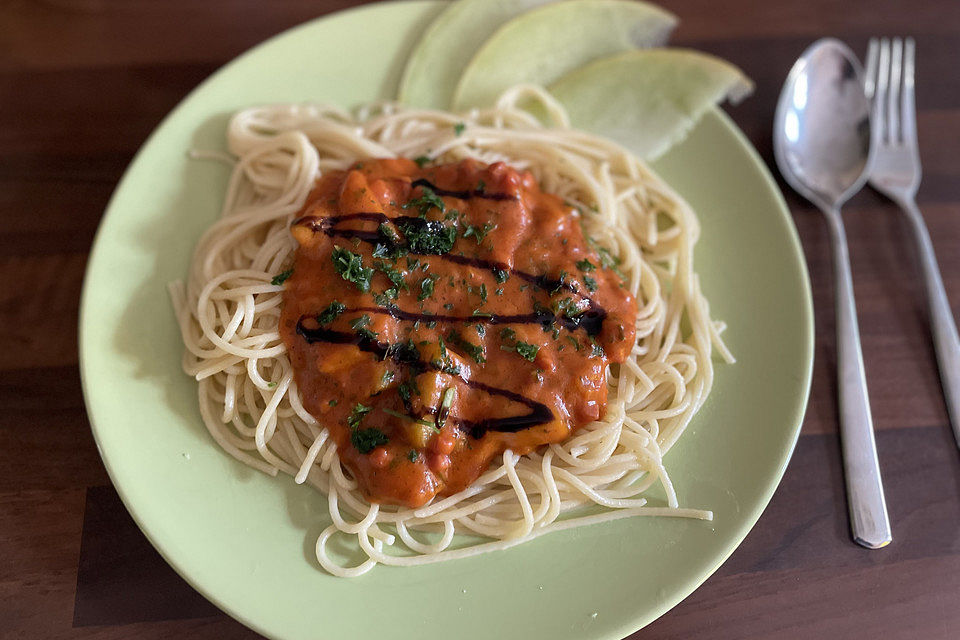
552;270;568;294
398;380;419;403
449;331;485;364
495;287;503;296
350;314;371;329
331;246;373;292
351;428;389;454
497;326;539;362
479;283;488;303
583;276;598;292
414;155;431;168
453;122;466;136
407;449;419;462
462;222;496;243
381;369;395;386
588;237;624;276
591;342;605;358
329;399;338;407
566;336;581;351
493;268;509;283
372;288;399;307
402;185;446;217
316;301;346;324
350;314;378;340
271;268;293;286
576;259;596;272
444;209;461;221
514;341;539;362
347;403;372;430
418;274;438;301
374;260;407;289
475;324;486;337
476;179;486;193
395;217;457;255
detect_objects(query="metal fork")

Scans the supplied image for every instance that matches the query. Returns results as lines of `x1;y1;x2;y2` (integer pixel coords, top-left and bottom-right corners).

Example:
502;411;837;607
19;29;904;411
865;38;960;448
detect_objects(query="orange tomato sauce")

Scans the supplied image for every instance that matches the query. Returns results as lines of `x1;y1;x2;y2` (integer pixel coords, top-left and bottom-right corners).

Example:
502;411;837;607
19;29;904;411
280;158;637;508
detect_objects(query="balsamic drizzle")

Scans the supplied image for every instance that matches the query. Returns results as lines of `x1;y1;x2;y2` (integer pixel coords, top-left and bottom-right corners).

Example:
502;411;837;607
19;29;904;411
291;211;607;334
296;320;553;437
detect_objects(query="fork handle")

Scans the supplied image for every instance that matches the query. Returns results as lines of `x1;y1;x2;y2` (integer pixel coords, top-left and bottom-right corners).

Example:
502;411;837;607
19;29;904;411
897;196;960;447
824;208;892;549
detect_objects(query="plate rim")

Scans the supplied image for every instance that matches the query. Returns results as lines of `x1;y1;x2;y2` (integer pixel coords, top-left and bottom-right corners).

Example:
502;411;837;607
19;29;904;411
78;2;814;637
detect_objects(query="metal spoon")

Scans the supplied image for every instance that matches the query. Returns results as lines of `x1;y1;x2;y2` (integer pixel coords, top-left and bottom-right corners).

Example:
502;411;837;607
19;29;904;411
774;38;892;549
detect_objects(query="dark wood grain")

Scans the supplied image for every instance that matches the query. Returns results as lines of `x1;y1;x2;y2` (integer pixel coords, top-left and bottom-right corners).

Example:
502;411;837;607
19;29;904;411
1;1;958;638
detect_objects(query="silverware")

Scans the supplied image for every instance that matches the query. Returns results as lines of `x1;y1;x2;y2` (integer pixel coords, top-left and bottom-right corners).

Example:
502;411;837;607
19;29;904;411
774;38;892;549
865;37;960;449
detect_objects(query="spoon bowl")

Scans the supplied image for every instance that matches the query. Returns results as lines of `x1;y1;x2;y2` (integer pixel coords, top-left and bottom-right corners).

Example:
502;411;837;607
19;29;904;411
774;38;873;212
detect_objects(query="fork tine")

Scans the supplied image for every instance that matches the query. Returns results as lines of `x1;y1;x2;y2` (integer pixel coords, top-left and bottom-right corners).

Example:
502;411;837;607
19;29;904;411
874;38;891;144
888;38;903;143
901;37;918;149
865;38;879;99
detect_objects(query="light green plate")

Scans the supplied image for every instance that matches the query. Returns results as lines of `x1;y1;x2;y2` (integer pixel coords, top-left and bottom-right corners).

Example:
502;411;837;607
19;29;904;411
79;2;813;639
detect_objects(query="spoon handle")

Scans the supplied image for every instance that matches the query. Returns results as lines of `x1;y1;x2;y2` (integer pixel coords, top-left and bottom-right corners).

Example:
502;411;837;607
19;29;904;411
825;208;892;549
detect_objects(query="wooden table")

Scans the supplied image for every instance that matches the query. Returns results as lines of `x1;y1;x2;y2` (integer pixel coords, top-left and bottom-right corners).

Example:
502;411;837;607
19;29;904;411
2;1;959;638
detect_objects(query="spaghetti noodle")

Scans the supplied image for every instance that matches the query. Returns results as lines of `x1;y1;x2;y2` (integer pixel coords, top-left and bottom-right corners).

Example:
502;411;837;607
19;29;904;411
170;86;731;576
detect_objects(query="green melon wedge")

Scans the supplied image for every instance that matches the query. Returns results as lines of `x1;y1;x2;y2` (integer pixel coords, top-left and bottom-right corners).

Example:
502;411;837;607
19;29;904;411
398;0;559;109
452;0;677;111
548;48;754;160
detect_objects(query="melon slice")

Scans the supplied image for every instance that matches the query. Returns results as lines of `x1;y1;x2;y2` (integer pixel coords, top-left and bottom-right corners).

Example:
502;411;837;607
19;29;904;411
452;0;677;111
548;48;753;160
398;0;559;109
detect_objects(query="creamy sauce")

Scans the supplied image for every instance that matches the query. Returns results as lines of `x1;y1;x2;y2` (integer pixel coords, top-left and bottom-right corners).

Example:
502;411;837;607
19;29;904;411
280;158;637;507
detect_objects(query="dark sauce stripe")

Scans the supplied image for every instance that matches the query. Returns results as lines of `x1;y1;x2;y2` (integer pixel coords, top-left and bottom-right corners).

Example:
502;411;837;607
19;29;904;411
296;319;553;436
291;214;607;336
411;178;518;202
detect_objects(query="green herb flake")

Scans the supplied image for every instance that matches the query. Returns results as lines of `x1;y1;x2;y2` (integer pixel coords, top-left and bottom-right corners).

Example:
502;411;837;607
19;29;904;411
271;269;293;286
450;331;485;364
407;449;419;462
375;260;407;289
351;427;389;454
414;155;431;168
418;275;437;301
591;342;606;358
402;186;446;217
396;217;456;255
493;268;509;283
331;246;373;292
347;403;373;430
462;222;497;244
584;276;598;292
576;259;596;272
515;341;539;362
317;301;347;325
453;122;466;136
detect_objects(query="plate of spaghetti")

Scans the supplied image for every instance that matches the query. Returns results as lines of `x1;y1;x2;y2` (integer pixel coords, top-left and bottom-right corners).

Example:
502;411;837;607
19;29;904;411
79;2;813;639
